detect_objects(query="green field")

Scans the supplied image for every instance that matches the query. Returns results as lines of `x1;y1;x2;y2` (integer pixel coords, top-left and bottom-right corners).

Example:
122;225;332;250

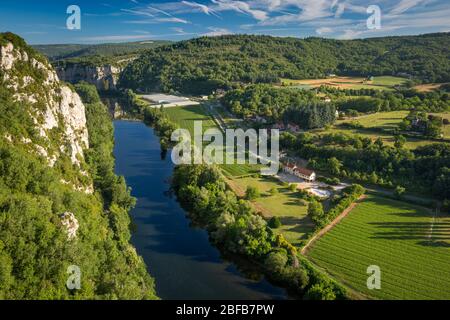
280;76;406;91
164;105;218;135
371;76;407;86
163;104;260;177
307;195;450;299
431;112;450;139
228;176;314;246
332;111;449;149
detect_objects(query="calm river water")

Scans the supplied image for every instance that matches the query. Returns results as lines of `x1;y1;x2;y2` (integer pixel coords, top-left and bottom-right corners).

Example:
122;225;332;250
113;120;286;300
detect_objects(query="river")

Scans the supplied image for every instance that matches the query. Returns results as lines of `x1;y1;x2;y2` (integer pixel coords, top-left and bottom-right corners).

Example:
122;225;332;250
113;120;287;300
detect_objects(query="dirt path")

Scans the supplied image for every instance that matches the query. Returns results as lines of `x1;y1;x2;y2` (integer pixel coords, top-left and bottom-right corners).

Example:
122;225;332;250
301;195;367;255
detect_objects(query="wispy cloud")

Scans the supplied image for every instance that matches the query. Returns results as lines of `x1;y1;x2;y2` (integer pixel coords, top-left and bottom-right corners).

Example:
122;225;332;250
202;26;233;36
211;0;268;21
181;1;221;18
121;8;154;17
316;27;333;35
78;34;152;42
121;3;191;24
389;0;429;15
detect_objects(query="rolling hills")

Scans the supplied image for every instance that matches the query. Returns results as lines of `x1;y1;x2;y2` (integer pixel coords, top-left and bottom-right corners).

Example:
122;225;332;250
119;33;450;94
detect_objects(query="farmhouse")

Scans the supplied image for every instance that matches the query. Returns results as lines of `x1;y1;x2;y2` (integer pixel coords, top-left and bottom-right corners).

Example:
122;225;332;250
282;163;316;182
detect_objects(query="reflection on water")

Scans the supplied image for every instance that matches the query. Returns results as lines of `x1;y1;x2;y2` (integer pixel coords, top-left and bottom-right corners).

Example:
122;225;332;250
113;120;287;300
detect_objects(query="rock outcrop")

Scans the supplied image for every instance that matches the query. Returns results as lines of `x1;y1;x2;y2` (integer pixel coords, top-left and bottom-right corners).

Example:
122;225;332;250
1;36;92;192
55;63;122;91
60;212;79;240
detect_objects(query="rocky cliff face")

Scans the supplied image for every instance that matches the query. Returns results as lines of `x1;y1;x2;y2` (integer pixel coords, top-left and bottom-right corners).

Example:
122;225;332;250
55;63;122;91
1;37;92;192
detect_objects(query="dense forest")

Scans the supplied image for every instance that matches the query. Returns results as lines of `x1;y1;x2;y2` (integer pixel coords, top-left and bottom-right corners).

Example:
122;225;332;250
34;40;171;61
222;84;336;128
119;33;450;94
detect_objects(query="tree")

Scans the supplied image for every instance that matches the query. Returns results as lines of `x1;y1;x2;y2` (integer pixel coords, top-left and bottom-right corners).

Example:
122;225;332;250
304;283;337;300
264;251;288;274
327;157;342;175
394;135;406;149
245;186;260;200
269;216;282;228
394;185;406;199
308;199;325;226
269;187;279;195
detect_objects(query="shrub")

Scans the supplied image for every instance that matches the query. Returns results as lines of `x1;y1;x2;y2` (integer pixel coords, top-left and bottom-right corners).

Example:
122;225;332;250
394;185;406;199
245;186;260;200
269;216;282;228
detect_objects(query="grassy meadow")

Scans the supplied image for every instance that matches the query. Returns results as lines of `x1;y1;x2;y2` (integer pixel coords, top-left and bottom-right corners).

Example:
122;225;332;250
281;76;406;91
227;175;314;246
163;104;260;177
330;111;450;149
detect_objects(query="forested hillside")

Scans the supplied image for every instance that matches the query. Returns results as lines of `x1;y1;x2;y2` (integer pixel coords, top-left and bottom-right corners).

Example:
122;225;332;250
0;33;157;299
119;33;450;94
34;40;171;61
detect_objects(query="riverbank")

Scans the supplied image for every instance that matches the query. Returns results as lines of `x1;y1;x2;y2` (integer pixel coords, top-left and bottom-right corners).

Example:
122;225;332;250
113;120;288;299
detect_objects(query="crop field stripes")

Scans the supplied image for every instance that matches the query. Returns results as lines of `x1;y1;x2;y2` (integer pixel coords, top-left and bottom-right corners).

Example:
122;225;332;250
307;196;450;300
427;208;438;241
301;195;366;255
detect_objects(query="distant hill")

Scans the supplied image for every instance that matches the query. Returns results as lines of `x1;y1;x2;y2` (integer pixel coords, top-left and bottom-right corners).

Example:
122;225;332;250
119;33;450;95
33;40;172;60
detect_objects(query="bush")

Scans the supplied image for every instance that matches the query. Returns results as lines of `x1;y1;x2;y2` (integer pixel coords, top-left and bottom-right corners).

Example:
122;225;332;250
311;184;365;228
394;185;406;199
245;186;260;200
304;283;337;300
269;216;282;228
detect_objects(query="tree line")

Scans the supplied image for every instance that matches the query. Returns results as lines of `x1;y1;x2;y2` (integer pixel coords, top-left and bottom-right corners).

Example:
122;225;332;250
119;33;450;95
222;84;336;129
172;164;348;299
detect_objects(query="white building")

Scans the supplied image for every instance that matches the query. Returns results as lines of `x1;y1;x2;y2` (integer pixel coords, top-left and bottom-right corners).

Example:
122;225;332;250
141;94;199;108
283;163;316;182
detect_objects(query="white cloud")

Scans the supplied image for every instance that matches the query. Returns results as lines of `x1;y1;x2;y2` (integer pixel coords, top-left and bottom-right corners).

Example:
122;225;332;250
316;27;333;35
121;4;191;24
171;27;186;34
157;17;190;24
78;34;152;42
389;0;428;15
181;1;221;17
121;8;154;17
211;0;269;21
202;27;233;37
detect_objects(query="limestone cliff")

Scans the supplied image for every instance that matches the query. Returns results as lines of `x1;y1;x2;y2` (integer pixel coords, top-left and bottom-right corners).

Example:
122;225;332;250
55;63;122;91
1;34;92;192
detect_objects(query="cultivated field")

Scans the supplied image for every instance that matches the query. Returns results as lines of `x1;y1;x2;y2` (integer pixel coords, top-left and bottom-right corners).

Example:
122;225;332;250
281;76;406;91
307;195;450;300
431;112;450;139
164;105;259;177
331;111;450;149
227;175;314;246
413;83;448;92
164;105;217;135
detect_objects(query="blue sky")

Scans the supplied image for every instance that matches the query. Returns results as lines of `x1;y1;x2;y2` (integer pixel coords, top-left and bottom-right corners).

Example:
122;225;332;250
0;0;449;44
